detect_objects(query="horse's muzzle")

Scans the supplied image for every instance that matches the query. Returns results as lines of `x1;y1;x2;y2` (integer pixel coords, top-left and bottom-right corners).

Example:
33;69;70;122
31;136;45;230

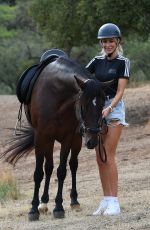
86;138;98;149
80;125;100;149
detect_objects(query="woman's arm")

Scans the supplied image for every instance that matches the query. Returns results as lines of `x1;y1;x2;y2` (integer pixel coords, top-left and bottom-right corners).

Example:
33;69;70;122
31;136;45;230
102;78;128;117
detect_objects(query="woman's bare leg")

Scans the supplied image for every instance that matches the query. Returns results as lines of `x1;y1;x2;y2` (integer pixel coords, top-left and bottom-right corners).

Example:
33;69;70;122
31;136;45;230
93;124;123;216
96;125;123;196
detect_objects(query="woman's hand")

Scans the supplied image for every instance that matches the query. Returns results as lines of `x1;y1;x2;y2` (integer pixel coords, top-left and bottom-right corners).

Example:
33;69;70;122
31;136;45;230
102;106;112;118
102;79;128;118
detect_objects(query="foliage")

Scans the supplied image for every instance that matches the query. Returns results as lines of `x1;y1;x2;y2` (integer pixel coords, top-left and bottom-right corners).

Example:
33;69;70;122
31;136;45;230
94;0;150;40
29;0;86;53
124;37;150;82
0;171;20;202
0;4;17;38
0;26;17;38
0;0;150;94
0;33;52;93
0;0;53;93
0;4;16;23
0;0;16;5
29;0;150;53
13;1;35;31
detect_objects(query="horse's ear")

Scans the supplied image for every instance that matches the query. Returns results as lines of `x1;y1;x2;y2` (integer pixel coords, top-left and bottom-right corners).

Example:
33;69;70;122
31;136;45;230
74;75;86;90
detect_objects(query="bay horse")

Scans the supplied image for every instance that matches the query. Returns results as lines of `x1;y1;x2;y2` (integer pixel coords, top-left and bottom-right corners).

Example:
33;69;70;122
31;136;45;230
1;53;107;221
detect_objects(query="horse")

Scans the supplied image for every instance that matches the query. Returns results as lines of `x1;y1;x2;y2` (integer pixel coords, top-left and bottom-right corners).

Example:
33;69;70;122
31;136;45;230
0;52;107;221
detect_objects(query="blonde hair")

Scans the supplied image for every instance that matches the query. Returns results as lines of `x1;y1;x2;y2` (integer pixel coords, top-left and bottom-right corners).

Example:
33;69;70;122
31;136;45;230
100;39;123;56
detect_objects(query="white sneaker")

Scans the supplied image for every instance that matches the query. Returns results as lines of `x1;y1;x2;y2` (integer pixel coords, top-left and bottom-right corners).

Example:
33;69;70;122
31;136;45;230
93;199;108;215
103;200;121;216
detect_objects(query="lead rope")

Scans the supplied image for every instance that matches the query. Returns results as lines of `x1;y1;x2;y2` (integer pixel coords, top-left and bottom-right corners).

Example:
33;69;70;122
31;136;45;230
98;133;107;163
98;118;108;163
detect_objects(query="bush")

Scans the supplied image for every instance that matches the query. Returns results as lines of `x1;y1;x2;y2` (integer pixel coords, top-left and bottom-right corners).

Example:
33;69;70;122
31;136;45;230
124;37;150;83
0;171;20;202
0;82;14;94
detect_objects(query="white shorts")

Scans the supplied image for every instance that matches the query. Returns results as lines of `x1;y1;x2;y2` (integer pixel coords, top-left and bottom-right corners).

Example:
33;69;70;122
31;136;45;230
104;98;129;126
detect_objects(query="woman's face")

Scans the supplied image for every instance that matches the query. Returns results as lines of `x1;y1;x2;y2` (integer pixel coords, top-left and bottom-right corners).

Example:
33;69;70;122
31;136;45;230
100;38;118;56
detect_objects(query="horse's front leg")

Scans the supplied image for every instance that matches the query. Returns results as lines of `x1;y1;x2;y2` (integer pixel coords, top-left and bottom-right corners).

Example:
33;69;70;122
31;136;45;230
38;141;54;213
28;152;44;221
69;134;82;209
53;144;70;218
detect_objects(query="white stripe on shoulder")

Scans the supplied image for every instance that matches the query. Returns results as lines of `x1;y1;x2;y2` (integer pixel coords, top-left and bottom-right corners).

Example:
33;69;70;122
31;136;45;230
86;57;95;68
86;55;105;68
125;58;130;76
117;55;127;60
117;55;130;77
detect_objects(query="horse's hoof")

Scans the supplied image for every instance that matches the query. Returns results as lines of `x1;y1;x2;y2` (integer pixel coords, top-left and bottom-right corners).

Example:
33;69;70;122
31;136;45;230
38;203;48;213
28;209;40;221
70;201;81;211
53;207;65;219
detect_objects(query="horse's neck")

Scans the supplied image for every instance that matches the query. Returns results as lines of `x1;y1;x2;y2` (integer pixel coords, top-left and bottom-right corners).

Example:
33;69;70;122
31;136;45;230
57;95;77;114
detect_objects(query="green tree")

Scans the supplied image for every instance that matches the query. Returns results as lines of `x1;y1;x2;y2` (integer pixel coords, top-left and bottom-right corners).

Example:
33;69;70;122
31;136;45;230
29;0;101;54
29;0;150;53
0;0;16;6
95;0;150;39
0;1;51;93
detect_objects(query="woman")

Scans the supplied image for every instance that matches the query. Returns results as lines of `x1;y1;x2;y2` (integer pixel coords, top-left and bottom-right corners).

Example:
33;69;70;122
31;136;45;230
86;23;130;216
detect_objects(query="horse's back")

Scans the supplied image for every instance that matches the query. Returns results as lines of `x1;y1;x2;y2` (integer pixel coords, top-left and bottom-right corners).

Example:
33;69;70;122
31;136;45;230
31;56;86;104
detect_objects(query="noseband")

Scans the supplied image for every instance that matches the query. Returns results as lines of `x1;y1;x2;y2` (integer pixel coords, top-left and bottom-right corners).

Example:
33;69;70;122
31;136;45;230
75;94;108;163
80;117;102;135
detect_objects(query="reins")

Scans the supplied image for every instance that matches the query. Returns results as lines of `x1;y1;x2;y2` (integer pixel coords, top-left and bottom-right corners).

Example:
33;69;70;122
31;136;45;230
97;118;108;163
85;118;108;163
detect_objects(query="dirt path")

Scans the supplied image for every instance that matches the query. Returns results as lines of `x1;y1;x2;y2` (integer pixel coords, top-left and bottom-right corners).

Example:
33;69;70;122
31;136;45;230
0;85;150;230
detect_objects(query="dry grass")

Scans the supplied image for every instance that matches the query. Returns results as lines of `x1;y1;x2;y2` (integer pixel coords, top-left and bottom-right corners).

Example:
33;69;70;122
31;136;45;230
0;169;20;203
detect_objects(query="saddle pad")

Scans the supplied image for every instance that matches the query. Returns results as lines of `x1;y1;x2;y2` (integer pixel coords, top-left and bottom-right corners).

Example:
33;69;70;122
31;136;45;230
16;49;68;104
16;48;68;104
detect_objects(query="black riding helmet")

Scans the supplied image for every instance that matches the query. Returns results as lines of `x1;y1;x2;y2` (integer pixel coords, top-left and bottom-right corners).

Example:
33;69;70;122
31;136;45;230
97;23;121;40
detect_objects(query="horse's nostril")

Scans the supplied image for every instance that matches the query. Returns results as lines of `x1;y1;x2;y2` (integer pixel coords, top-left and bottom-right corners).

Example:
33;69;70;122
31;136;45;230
86;139;97;149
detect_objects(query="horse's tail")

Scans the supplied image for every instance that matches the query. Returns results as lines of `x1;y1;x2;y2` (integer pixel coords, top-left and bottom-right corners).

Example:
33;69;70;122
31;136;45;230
0;126;34;166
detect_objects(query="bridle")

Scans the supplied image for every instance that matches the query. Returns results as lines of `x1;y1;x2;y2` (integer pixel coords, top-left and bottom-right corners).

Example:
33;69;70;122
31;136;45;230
76;93;108;163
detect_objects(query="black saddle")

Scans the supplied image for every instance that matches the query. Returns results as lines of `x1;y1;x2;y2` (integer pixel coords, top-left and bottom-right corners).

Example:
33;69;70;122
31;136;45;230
16;48;68;104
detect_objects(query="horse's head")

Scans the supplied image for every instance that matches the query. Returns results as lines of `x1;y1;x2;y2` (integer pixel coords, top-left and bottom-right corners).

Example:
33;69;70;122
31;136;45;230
75;76;106;149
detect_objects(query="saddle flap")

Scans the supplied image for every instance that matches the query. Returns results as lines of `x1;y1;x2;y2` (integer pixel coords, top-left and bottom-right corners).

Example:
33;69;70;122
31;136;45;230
16;64;38;104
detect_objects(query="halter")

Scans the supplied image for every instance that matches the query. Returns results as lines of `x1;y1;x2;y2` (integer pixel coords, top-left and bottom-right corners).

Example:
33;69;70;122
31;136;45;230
76;93;108;163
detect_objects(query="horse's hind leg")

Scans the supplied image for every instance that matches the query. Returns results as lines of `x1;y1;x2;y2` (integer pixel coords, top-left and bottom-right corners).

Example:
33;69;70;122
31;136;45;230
69;134;82;209
28;151;44;221
38;141;54;213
